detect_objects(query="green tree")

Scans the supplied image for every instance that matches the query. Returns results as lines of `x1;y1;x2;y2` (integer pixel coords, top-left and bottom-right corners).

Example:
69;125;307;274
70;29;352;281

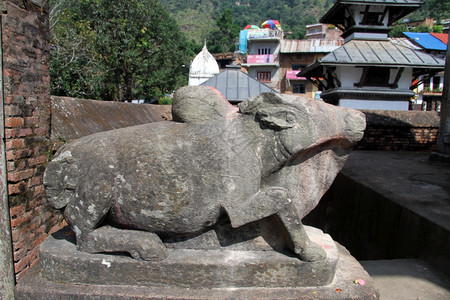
50;0;189;101
389;24;408;38
208;9;240;53
50;0;104;99
427;0;450;23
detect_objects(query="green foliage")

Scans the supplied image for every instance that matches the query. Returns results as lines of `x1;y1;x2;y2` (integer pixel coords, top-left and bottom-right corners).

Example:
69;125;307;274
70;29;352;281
426;0;450;23
389;22;443;38
432;25;443;33
159;0;449;46
399;0;450;23
412;24;432;33
158;96;173;105
159;0;334;44
50;0;190;101
388;24;408;38
208;9;240;53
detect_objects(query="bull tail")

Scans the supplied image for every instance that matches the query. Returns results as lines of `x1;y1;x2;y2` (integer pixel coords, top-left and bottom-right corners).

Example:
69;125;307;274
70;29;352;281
44;150;79;209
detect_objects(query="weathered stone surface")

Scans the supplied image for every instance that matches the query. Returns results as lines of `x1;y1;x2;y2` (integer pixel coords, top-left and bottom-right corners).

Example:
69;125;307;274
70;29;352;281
50;96;172;143
39;226;338;288
44;86;366;263
16;239;379;299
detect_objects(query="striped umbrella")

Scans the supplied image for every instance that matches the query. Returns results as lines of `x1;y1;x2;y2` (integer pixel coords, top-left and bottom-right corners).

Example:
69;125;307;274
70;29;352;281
262;20;280;29
244;24;260;30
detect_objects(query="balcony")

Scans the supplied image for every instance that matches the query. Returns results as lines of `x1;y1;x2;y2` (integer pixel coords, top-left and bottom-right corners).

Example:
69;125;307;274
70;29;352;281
241;54;279;67
247;29;283;41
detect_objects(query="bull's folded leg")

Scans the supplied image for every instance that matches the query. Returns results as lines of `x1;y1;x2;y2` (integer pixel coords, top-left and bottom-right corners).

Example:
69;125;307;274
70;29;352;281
224;186;326;262
77;226;169;261
276;208;326;262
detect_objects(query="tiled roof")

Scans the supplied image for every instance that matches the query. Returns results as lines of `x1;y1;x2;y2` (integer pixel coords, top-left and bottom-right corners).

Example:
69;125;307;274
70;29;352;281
280;39;344;53
403;32;447;51
200;68;277;103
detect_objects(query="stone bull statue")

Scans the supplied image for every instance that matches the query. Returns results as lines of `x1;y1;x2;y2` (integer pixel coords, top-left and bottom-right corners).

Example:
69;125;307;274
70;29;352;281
44;86;365;262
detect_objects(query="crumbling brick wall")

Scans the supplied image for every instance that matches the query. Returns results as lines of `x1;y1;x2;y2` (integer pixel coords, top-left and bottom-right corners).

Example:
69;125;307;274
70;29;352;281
2;0;65;280
356;110;440;151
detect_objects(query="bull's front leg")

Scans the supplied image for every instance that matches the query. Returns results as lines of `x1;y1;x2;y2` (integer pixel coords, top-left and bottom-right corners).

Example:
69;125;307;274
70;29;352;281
223;187;326;262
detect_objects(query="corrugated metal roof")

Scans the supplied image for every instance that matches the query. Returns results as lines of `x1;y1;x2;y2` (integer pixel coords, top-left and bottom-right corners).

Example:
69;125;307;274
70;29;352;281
200;68;277;103
429;33;448;45
298;39;445;77
280;39;344;53
389;37;422;50
315;39;444;67
403;32;447;50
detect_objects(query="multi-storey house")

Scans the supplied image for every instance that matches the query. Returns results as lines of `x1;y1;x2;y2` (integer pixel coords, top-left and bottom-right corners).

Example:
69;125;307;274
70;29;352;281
240;28;283;91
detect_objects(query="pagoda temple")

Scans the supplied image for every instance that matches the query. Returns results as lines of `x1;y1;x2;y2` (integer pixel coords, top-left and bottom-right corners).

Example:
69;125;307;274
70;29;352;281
298;0;446;110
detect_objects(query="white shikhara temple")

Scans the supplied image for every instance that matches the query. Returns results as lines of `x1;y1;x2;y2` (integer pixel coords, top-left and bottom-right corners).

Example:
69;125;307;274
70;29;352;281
298;0;445;110
188;43;220;87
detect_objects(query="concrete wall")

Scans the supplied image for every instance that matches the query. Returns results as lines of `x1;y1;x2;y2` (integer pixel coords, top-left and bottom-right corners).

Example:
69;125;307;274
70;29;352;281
357;110;440;151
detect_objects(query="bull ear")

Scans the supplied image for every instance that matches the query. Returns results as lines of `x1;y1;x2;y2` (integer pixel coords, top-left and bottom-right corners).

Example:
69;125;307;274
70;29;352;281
256;107;297;129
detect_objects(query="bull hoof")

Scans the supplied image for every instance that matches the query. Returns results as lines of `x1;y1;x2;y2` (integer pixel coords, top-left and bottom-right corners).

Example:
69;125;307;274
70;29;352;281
298;244;326;262
131;235;169;261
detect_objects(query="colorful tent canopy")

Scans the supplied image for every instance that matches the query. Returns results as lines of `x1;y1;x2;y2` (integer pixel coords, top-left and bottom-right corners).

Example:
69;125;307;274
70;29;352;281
244;24;259;30
262;20;280;29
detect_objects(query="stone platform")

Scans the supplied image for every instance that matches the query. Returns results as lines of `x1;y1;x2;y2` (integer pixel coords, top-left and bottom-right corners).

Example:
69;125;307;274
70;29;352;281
15;226;379;299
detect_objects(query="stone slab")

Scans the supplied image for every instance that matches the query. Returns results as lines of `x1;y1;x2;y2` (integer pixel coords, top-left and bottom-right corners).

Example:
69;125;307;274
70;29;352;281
38;226;337;288
15;242;378;299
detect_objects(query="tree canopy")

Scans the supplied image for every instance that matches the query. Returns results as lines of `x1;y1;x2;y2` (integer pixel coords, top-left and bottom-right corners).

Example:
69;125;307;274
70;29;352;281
207;9;241;53
160;0;449;43
160;0;335;42
50;0;190;102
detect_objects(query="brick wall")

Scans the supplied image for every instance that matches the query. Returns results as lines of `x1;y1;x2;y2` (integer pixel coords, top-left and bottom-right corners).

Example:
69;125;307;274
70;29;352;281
2;0;65;280
356;110;440;151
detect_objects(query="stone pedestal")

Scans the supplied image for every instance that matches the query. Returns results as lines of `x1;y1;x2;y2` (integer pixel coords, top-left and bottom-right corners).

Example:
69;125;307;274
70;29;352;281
15;226;379;299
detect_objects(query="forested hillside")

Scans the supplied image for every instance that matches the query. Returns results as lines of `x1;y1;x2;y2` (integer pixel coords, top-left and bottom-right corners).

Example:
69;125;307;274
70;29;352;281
160;0;334;42
160;0;449;43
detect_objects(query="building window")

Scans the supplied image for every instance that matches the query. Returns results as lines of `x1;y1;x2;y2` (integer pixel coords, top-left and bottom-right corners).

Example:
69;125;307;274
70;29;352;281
292;64;306;70
356;66;390;87
360;11;383;25
292;83;306;94
432;76;441;91
258;48;271;55
257;72;271;82
423;77;431;90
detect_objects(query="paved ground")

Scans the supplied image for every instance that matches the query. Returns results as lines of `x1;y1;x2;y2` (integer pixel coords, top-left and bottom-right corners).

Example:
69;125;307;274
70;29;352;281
361;259;450;300
343;151;450;232
344;151;450;299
